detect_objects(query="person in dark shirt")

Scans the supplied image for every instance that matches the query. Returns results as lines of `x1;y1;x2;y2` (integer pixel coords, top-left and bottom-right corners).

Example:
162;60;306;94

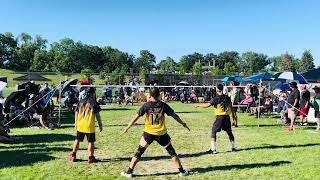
194;84;238;154
299;85;310;126
287;82;300;131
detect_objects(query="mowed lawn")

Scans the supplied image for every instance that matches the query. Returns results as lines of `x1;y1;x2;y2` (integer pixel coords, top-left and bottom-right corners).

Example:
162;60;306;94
0;102;319;180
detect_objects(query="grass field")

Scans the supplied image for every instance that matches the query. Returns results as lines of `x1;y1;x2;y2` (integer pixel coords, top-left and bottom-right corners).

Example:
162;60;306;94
0;102;319;180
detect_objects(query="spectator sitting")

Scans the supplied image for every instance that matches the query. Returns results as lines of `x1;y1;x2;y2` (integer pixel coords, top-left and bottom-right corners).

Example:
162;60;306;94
190;90;197;103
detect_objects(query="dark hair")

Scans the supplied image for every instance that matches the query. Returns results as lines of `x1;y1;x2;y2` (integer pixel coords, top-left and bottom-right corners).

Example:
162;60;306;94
150;87;160;98
217;84;224;91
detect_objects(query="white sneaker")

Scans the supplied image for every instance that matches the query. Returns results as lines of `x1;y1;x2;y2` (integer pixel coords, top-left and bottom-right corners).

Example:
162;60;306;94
121;172;133;178
179;170;189;177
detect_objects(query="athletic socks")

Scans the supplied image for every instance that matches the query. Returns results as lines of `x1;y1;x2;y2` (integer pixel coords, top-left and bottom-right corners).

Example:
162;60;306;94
178;167;186;173
231;141;237;149
211;141;217;151
126;167;133;174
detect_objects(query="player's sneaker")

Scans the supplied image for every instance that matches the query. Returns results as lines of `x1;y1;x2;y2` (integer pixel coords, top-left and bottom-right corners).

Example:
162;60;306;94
121;172;133;178
68;153;76;162
179;170;189;177
231;147;238;152
207;149;218;154
88;156;98;163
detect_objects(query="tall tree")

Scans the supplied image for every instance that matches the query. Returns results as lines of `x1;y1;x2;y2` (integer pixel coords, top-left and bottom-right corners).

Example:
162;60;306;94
192;62;202;75
10;33;48;71
101;46;134;73
216;51;240;69
267;56;282;72
280;53;295;71
223;62;236;75
299;50;315;73
158;56;176;72
178;52;204;73
134;50;156;72
0;32;17;68
241;52;270;74
30;50;51;71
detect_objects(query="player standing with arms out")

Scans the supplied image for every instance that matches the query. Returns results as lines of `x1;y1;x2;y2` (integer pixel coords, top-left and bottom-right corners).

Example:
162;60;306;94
194;84;238;154
121;87;190;178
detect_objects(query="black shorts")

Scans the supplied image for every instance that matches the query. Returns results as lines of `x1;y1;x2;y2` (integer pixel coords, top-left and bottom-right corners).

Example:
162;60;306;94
212;115;232;136
143;132;171;146
76;131;96;142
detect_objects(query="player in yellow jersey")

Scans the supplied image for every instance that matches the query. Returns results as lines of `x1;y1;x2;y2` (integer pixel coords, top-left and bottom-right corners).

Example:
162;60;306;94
194;84;238;154
121;87;190;178
68;87;103;163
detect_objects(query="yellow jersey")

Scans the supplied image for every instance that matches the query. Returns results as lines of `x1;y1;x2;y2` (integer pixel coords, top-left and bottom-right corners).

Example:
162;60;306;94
75;101;101;133
138;101;174;135
210;95;232;116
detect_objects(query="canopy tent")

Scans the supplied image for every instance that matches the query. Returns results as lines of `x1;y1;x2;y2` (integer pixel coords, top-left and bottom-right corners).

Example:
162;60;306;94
301;68;320;82
13;73;51;82
243;73;273;82
222;76;242;82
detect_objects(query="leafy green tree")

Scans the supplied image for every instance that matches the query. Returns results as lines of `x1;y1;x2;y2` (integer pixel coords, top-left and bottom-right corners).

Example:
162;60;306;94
216;51;240;69
204;53;217;67
267;56;282;72
299;50;315;73
10;33;48;71
178;52;204;72
223;62;236;75
0;32;17;68
210;67;223;75
50;38;76;72
101;46;134;73
134;50;156;72
192;62;202;75
241;52;270;74
30;50;51;71
280;53;295;71
158;56;176;72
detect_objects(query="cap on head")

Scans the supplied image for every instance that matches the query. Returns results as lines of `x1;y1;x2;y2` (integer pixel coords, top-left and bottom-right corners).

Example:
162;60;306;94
289;82;297;88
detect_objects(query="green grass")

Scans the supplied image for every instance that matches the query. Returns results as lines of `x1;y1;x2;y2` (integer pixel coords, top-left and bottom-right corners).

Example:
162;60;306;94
1;102;320;179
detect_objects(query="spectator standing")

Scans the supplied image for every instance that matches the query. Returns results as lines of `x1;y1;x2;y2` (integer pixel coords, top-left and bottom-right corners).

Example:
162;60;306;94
287;82;300;131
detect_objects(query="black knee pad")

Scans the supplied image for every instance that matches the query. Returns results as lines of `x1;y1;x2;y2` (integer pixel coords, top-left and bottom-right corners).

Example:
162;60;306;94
165;144;177;157
134;145;146;159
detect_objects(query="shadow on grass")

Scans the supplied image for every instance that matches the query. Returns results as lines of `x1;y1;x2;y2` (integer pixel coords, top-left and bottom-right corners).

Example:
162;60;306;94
0;147;69;168
239;124;281;127
175;111;202;114
134;161;291;177
240;143;320;151
12;133;74;144
106;123;144;127
100;151;210;162
101;108;132;111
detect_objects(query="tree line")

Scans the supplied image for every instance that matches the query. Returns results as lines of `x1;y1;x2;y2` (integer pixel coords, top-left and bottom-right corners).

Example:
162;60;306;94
0;32;317;76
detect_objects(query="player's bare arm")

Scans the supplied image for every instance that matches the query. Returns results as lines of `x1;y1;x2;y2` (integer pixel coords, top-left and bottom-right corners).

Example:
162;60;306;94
193;103;211;108
171;113;190;131
123;114;140;133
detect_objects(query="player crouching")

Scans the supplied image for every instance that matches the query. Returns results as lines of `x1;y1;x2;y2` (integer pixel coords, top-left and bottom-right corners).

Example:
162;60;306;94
121;87;190;178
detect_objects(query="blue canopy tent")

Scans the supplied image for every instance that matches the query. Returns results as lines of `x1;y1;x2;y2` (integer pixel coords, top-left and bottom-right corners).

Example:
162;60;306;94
222;76;242;82
243;73;273;82
272;83;290;91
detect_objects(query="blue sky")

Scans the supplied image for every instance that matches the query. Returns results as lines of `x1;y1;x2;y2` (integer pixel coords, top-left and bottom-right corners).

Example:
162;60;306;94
1;0;320;65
